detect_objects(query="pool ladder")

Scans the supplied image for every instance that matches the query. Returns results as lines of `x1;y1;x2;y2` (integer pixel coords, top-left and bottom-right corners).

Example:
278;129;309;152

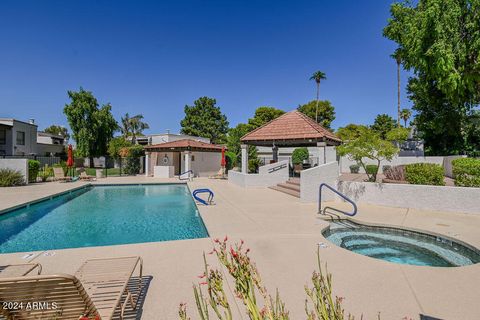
193;189;214;205
318;183;357;217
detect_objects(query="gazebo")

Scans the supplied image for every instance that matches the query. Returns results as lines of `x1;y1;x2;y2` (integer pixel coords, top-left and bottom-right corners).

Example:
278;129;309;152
240;110;341;173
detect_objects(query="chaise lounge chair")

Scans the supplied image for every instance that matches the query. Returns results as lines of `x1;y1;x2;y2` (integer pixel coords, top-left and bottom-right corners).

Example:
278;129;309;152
209;168;226;179
0;263;42;278
78;168;96;181
53;167;72;182
0;256;143;320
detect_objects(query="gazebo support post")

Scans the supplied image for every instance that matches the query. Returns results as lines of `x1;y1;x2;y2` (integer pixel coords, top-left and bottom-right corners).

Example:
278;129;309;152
317;141;327;165
184;151;192;180
241;144;248;173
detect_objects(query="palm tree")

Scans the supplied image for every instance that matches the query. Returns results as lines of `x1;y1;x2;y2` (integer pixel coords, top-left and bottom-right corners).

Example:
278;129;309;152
400;108;412;127
309;71;327;123
392;50;402;127
129;114;149;144
120;113;131;139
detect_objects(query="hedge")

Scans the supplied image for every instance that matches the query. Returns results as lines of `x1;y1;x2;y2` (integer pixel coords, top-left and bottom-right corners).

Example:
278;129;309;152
28;160;40;183
349;164;360;173
0;168;25;187
405;163;445;186
292;147;309;165
452;158;480;187
365;165;378;175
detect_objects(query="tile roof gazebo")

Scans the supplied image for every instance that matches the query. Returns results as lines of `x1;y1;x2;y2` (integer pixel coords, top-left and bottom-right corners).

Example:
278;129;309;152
239;110;341;173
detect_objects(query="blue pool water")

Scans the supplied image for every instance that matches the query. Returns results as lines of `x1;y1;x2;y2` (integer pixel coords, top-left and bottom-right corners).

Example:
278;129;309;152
322;221;480;267
0;184;208;253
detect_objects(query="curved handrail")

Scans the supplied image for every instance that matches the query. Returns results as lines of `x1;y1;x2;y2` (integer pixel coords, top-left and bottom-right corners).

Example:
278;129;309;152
179;170;193;180
193;188;214;205
318;183;357;216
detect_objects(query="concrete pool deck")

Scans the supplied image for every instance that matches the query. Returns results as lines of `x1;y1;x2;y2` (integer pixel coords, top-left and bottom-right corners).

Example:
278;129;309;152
0;177;479;319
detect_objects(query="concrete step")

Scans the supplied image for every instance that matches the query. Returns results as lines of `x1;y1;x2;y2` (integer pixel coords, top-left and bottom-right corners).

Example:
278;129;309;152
286;178;300;186
277;182;300;192
269;185;300;198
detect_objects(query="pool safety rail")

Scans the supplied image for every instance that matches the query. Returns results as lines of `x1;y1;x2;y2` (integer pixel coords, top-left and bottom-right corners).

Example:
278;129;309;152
179;170;193;181
193;188;214;205
318;183;357;216
267;162;287;173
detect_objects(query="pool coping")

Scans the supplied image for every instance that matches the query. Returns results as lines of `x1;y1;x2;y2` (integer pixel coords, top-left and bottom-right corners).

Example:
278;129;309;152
0;181;188;216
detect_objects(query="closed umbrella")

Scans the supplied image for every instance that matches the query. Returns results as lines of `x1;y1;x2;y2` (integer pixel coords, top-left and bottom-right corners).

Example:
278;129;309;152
67;145;74;177
221;146;226;176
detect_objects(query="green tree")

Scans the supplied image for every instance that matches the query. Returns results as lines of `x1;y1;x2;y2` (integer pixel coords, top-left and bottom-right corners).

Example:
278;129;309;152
226;123;258;171
129;114;149;144
247;106;285;129
63;88;118;166
108;136;133;158
309;71;327;123
400;108;412;127
336;124;369;141
384;0;480;155
392;50;403;127
297;100;336;129
180;97;229;144
120;113;131;139
337;127;399;182
371;114;396;140
43;125;70;142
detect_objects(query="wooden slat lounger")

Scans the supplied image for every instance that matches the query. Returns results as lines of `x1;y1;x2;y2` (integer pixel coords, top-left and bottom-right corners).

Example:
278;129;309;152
0;256;143;320
0;263;42;278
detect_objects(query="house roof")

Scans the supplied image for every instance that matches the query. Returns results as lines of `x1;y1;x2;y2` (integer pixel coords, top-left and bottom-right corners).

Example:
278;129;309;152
240;110;341;146
144;139;224;152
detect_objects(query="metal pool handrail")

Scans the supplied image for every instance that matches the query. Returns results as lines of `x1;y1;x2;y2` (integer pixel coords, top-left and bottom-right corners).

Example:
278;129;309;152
318;183;357;216
193;189;214;205
179;170;193;181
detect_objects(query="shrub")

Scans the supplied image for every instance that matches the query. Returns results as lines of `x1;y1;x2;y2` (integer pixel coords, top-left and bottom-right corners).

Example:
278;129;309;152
292;147;309;165
38;164;53;182
382;165;391;173
248;158;261;173
0;169;25;187
384;165;405;181
452;158;480;187
225;151;236;170
28;160;40;183
405;163;445;186
365;165;378;175
349;164;360;173
123;145;145;175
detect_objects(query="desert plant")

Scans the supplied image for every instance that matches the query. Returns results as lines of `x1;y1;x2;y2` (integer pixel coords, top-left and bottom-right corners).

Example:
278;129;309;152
382;165;391;173
452;158;480;187
180;238;364;320
28;160;40;183
384;165;405;181
292;147;309;165
38;164;53;182
405;163;445;186
349;164;360;174
0;169;25;187
248;158;262;173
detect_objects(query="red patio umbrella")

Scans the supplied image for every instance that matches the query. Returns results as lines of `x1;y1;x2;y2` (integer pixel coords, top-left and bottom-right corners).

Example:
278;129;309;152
221;146;226;167
66;144;74;176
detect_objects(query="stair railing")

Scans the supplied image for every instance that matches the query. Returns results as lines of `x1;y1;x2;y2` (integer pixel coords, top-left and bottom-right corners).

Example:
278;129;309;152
179;170;193;181
318;183;357;216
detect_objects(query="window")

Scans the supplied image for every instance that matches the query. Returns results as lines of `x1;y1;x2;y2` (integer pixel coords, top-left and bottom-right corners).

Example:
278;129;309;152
16;131;25;145
0;129;6;145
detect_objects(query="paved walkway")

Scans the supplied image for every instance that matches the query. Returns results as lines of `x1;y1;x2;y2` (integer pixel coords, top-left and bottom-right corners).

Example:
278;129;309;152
0;177;479;319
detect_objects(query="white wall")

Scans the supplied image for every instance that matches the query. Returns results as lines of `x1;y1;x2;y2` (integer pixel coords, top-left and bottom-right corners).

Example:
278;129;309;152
190;152;222;177
0;159;28;184
229;160;289;187
300;161;339;202
337;181;480;215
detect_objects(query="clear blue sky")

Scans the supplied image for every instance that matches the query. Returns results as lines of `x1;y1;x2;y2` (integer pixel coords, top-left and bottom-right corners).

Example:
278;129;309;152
0;0;411;134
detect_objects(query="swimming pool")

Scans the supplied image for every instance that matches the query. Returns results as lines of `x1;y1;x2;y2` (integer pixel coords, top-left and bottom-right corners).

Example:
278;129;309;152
322;220;480;267
0;184;208;253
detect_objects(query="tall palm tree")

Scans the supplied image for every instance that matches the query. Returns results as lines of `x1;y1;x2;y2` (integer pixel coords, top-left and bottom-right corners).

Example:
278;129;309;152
392;50;402;127
309;71;327;123
400;108;412;127
129;114;149;144
120;113;131;139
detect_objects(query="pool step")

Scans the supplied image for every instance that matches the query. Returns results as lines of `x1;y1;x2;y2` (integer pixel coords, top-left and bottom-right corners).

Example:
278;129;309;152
269;179;300;198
